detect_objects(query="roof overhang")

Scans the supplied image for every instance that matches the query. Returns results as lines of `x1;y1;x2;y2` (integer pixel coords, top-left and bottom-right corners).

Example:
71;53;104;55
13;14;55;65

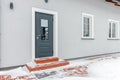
106;0;120;6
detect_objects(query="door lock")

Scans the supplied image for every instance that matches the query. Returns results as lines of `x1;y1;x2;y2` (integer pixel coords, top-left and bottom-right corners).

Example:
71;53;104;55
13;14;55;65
36;34;41;39
36;36;39;39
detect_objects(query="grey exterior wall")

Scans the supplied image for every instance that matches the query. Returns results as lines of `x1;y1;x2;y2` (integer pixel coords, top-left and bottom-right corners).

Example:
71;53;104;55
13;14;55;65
0;0;1;67
0;0;120;67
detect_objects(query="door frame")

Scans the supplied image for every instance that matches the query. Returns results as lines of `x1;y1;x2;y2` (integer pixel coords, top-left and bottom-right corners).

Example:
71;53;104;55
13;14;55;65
32;7;58;60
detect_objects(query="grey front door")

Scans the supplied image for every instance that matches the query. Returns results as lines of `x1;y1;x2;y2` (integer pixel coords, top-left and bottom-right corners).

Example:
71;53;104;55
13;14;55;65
35;12;53;58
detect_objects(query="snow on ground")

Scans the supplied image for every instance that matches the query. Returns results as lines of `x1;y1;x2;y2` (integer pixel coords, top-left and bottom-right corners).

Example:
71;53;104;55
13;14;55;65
60;54;120;80
41;54;120;80
0;67;28;78
87;57;120;80
1;54;120;80
61;77;108;80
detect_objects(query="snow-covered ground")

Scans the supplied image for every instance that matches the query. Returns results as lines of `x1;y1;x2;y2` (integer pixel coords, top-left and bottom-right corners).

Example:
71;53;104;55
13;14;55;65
1;53;120;80
61;54;120;80
87;57;120;80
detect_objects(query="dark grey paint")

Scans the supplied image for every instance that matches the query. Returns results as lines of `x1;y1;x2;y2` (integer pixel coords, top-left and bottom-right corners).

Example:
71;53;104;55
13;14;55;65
35;12;53;58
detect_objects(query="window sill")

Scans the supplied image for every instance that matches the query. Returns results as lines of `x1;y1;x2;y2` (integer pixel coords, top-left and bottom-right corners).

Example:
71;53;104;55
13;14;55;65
107;38;120;40
81;37;95;40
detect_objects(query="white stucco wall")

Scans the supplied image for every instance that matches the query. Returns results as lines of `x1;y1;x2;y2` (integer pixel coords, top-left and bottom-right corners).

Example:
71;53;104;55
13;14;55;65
1;0;120;67
0;0;1;67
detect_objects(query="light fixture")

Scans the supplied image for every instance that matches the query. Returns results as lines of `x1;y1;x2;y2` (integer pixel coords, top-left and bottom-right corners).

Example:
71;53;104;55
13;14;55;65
106;0;120;6
44;0;48;3
10;2;14;9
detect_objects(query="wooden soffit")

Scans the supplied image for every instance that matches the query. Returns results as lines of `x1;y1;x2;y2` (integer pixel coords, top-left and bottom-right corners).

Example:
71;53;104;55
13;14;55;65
106;0;120;6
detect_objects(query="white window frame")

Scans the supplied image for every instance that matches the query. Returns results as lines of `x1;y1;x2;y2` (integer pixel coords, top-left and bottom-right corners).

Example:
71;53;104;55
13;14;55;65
82;13;94;40
108;19;120;40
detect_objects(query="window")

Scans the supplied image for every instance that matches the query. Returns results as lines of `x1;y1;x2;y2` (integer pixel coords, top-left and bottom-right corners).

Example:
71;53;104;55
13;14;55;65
82;13;94;39
41;19;49;40
108;19;120;40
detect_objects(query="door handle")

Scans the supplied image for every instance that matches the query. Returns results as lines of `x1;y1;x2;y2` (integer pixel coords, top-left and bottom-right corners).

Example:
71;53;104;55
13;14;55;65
36;36;39;39
36;34;41;39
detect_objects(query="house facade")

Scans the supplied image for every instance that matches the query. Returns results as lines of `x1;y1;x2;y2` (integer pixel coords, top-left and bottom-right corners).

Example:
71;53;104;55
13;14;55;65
0;0;120;68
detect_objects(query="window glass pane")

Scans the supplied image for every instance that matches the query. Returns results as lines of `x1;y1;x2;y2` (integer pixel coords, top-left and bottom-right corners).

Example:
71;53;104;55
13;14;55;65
41;27;49;40
108;20;119;39
112;23;116;38
109;22;112;38
41;19;48;27
41;19;49;40
82;13;94;39
83;17;90;37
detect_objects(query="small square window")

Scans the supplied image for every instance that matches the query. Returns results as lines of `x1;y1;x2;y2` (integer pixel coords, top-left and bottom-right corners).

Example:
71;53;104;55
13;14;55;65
41;19;48;27
108;19;120;40
82;13;94;40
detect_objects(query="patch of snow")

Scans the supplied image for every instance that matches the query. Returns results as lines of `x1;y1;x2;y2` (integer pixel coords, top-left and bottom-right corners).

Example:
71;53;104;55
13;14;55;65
88;58;120;80
0;67;28;78
60;77;107;80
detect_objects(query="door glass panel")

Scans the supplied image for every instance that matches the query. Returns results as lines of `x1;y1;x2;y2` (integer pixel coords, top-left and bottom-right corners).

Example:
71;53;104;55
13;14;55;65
41;19;49;40
41;19;48;27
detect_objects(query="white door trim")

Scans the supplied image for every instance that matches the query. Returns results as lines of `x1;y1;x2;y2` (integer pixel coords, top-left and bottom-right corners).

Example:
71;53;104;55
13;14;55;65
32;7;58;60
